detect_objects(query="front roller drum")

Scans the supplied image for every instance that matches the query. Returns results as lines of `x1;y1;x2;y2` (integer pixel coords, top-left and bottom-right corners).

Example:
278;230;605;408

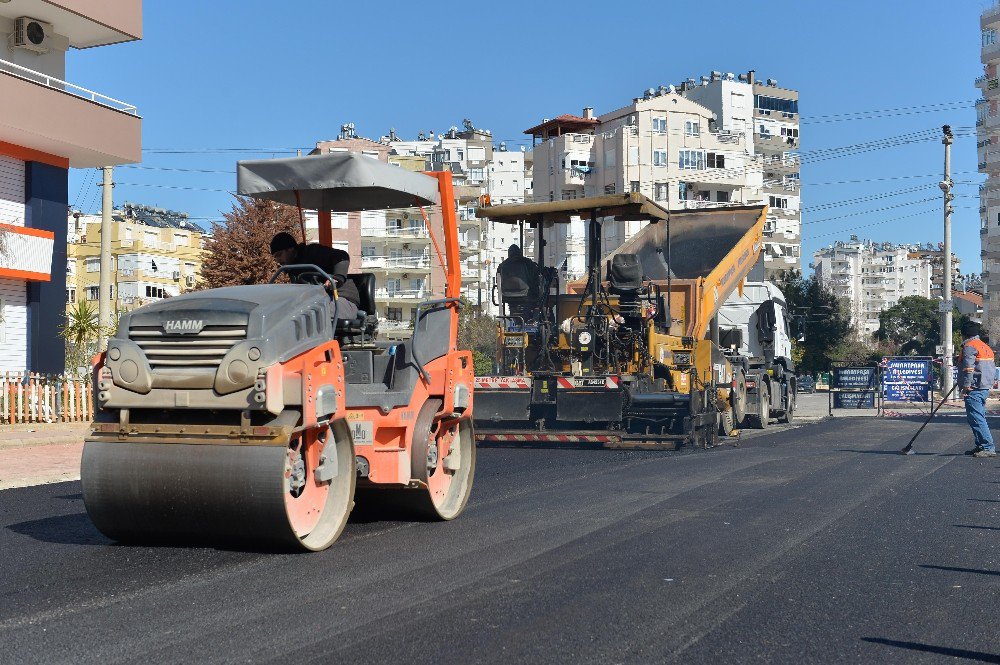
81;421;356;551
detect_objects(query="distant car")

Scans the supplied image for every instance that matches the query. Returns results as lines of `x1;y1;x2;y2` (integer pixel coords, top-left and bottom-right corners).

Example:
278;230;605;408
797;376;816;393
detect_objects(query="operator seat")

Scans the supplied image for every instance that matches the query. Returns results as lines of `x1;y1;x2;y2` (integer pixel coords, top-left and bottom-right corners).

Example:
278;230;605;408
336;273;378;343
498;257;541;319
607;254;643;317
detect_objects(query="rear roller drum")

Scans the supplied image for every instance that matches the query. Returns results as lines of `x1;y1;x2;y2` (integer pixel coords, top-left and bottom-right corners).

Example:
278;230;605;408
355;398;476;521
81;420;356;551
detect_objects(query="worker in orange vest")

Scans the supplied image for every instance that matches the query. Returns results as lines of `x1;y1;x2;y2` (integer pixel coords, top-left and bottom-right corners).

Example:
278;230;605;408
959;320;996;458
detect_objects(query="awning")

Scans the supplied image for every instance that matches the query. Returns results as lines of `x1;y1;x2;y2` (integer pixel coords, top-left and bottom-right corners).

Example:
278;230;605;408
237;152;441;211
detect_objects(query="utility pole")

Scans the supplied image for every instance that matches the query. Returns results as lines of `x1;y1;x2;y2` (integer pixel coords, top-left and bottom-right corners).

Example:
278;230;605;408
940;125;954;398
97;166;114;352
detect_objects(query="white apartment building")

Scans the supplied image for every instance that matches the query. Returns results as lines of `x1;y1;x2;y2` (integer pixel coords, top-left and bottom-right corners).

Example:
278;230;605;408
682;71;801;276
978;4;1000;337
528;96;762;280
813;238;933;336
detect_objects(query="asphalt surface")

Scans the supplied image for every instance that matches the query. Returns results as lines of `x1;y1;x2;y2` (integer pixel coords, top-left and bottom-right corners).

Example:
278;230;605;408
1;413;998;664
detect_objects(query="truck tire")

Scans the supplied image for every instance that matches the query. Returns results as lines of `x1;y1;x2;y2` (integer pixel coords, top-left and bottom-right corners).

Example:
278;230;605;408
746;384;769;430
778;386;794;424
731;368;747;424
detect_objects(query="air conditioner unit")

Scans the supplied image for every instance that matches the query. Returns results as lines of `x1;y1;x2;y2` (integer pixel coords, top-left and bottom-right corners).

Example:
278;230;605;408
172;271;181;280
185;275;196;287
11;17;53;54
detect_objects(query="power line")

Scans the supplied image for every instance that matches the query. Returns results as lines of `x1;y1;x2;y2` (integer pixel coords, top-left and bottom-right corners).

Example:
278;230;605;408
803;197;940;225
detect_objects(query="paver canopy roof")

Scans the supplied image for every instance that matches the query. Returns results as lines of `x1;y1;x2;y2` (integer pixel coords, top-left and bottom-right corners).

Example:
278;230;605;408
237;152;441;212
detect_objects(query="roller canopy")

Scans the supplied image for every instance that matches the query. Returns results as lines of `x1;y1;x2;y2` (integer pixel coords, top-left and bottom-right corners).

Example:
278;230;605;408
237;152;441;211
610;205;766;279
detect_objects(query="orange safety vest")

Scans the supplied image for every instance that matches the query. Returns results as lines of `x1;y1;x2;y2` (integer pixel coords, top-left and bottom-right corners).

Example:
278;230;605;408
964;338;994;361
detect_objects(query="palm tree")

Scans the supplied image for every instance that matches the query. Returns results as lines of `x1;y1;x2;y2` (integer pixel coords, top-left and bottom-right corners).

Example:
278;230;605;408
60;300;101;372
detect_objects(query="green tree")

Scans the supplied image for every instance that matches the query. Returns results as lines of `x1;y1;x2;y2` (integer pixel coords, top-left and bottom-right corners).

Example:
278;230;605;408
875;295;969;356
61;300;101;373
778;273;852;375
456;298;497;375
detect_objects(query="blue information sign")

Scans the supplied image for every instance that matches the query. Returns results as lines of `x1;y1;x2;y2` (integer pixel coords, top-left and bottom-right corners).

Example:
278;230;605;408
883;358;931;403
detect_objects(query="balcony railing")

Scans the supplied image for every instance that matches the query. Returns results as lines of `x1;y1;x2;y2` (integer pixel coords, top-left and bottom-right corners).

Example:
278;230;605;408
376;288;426;299
0;58;137;114
363;226;429;239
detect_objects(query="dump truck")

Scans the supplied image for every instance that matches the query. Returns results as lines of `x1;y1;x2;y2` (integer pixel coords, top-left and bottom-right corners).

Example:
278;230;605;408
474;194;766;448
81;152;476;551
718;279;797;429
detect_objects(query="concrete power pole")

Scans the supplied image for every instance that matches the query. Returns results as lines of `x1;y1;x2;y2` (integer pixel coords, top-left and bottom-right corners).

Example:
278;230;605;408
97;166;114;352
940;125;955;397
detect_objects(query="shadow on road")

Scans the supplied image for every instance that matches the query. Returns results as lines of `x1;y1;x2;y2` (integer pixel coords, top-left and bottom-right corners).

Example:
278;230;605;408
836;449;938;456
861;637;1000;663
919;564;1000;577
952;524;1000;532
968;498;1000;503
7;513;109;546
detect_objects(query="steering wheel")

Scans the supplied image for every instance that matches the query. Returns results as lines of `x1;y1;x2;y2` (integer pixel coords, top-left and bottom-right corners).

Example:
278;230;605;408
269;263;336;287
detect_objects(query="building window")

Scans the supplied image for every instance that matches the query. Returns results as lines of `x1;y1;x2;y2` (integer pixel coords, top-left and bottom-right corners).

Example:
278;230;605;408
707;152;726;169
361;245;376;257
769;195;789;209
604;150;616;169
630;181;641;193
85;257;100;273
145;285;166;299
780;127;799;139
755;95;799;115
684;120;700;137
387;307;402;321
652;117;667;133
654;183;669;201
653;150;668;166
66;288;76;303
716;190;731;203
86;286;99;301
984;29;997;47
679;150;706;170
604;184;616;195
562;189;578;200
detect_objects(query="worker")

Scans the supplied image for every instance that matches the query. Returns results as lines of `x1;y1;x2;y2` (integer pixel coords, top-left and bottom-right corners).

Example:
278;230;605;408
497;244;541;316
959;320;996;458
270;232;360;321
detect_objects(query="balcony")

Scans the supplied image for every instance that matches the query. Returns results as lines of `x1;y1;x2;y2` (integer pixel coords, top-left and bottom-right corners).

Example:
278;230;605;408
376;288;427;301
0;59;140;167
755;132;798;152
0;224;54;281
363;226;430;241
684;166;745;187
984;5;1000;29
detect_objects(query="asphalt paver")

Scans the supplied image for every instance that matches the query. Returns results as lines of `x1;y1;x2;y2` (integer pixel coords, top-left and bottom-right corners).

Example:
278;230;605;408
0;415;997;664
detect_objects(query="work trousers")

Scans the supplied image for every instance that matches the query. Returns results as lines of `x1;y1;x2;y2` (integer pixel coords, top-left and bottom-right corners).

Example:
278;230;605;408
965;388;996;452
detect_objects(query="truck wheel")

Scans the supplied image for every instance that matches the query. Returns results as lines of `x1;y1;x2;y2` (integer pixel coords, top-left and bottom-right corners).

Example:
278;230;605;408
731;368;747;424
778;388;795;424
719;405;736;437
746;384;769;430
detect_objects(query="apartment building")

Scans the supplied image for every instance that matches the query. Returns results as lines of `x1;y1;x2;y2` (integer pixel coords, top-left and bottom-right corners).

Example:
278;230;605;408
813;238;934;336
682;71;801;276
67;203;205;313
0;1;141;372
978;4;1000;336
906;244;962;300
528;94;761;279
308;129;448;340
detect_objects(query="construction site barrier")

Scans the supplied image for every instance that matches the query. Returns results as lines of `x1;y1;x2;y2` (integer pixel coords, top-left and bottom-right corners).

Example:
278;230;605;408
1;373;93;424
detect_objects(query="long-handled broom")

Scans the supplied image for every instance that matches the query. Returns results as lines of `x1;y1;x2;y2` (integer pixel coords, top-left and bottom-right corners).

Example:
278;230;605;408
900;382;960;455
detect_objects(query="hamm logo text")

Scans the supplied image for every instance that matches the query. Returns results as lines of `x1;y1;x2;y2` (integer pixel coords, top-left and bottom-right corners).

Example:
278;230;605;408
163;319;204;334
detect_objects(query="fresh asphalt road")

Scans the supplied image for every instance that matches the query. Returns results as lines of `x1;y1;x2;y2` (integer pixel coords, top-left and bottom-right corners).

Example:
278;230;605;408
1;410;998;664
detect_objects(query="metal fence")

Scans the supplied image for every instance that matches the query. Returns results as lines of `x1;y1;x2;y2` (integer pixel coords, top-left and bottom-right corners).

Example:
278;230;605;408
1;373;93;424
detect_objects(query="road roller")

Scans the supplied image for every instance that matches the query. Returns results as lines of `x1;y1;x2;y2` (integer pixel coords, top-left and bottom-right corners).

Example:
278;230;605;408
82;152;476;551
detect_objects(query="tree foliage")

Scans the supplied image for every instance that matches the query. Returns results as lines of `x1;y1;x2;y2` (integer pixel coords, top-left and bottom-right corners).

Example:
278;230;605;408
874;295;970;356
777;273;852;375
60;300;101;373
199;196;303;289
456;298;496;375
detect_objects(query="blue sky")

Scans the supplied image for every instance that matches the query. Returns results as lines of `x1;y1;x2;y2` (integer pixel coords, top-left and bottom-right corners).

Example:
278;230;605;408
65;0;993;273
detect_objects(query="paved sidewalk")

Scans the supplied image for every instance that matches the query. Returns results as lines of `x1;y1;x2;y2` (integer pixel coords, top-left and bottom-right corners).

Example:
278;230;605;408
0;423;88;490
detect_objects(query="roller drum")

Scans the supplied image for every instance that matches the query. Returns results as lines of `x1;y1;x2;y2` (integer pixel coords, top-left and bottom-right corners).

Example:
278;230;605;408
82;422;356;551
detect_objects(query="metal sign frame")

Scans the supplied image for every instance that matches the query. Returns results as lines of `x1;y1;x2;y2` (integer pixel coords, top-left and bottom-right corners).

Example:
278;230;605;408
828;362;882;415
